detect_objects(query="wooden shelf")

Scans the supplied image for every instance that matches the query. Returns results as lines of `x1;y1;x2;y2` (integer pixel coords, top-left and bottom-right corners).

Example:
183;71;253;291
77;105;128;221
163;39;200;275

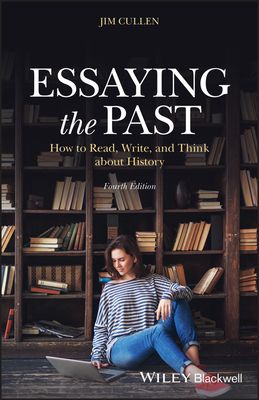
241;120;257;126
1;167;15;171
94;166;156;171
24;166;85;171
23;293;85;299
23;209;85;214
93;209;155;214
240;163;258;169
164;250;224;255
2;210;15;213
23;251;86;256
2;252;15;256
164;208;225;213
1;295;15;300
240;206;258;211
165;165;225;170
240;292;258;297
240;250;257;254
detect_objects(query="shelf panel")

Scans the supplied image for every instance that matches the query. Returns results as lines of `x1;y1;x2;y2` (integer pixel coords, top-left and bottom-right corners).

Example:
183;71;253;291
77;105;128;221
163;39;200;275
93;209;155;214
1;295;15;300
24;167;85;171
22;336;86;342
94;166;156;171
93;293;226;300
2;210;15;213
164;208;225;213
165;165;225;170
23;293;85;299
240;292;258;297
241;120;257;126
23;209;85;214
240;206;258;211
1;167;15;171
240;250;257;255
2;252;15;256
23;251;86;256
2;123;15;128
164;250;224;255
240;163;258;169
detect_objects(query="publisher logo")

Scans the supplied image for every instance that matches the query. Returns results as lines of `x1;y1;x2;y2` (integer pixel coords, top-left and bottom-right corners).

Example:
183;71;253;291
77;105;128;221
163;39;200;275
98;17;160;28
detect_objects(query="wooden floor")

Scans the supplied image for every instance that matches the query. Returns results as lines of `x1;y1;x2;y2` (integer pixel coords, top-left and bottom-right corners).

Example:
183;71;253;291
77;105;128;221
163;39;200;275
2;357;257;399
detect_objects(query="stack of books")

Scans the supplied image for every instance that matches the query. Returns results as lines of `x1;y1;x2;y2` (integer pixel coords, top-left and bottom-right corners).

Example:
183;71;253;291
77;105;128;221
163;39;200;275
2;109;14;123
1;265;15;295
30;279;69;295
1;183;14;210
193;311;224;339
23;222;85;252
193;267;224;295
1;153;14;167
24;104;40;124
207;136;225;165
22;324;40;335
1;52;15;80
185;152;206;166
136;231;157;252
241;127;258;163
93;187;115;210
240;228;257;251
163;264;186;286
240;268;257;293
172;221;211;251
108;173;143;210
240;170;258;207
52;177;86;210
37;151;63;167
25;237;63;252
1;225;15;252
240;91;258;121
195;189;222;210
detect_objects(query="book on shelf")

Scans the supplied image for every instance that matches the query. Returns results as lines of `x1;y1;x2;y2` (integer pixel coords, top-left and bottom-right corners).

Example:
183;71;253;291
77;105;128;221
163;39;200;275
207;136;225;166
1;225;15;252
22;325;40;335
185;152;206;166
52;178;86;210
4;308;14;339
164;264;186;286
33;320;84;338
240;170;258;207
24;223;85;252
194;188;222;209
1;108;14;123
37;151;64;167
1;183;15;210
240;91;258;121
193;267;224;295
2;153;15;167
172;221;211;251
135;232;157;252
240;228;257;251
241;127;258;164
1;265;15;295
27;265;83;292
107;173;143;210
30;286;61;295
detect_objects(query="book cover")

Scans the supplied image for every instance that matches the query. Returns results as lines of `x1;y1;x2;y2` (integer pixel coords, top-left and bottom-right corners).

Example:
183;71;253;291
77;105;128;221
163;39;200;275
1;1;257;399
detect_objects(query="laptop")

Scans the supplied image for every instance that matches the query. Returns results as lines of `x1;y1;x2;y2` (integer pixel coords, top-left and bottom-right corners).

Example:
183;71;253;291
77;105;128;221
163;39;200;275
46;356;126;382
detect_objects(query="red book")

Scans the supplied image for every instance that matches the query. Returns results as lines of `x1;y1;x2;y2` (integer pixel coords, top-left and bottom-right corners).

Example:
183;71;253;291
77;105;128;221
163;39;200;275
4;308;14;339
30;286;61;295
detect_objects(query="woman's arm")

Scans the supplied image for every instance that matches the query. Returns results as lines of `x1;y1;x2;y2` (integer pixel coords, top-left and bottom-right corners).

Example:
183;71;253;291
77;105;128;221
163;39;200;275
91;287;110;364
152;273;193;302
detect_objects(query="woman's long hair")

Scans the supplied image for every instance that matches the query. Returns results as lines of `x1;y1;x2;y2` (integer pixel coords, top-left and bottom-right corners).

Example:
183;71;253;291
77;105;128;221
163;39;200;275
105;235;147;279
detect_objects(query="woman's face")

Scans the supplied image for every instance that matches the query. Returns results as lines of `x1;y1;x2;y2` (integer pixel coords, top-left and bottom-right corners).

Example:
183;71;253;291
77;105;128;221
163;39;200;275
111;248;137;279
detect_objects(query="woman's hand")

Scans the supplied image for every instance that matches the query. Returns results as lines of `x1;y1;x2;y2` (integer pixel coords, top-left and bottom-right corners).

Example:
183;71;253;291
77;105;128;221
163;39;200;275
156;299;172;321
91;360;110;369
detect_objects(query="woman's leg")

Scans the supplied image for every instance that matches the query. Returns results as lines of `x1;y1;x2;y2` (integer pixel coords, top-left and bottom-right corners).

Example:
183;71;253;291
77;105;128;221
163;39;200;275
110;324;193;375
160;300;200;364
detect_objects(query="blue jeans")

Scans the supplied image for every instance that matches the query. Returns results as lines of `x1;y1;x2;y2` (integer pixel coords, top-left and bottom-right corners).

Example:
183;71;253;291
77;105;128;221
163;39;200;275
110;300;199;376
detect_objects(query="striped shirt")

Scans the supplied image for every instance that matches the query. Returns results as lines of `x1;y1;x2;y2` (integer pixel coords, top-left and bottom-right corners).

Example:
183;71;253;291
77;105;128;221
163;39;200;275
91;273;193;362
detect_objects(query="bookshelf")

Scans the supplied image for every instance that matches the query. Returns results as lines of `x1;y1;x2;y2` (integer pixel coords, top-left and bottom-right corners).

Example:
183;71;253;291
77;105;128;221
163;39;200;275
1;2;257;353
